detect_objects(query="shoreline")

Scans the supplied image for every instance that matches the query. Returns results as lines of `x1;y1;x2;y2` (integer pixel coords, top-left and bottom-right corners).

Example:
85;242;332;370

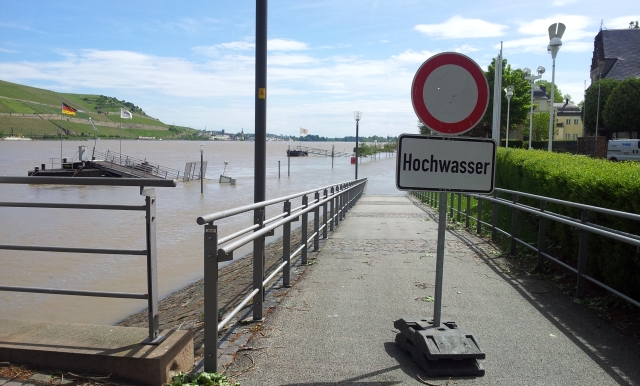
116;221;316;357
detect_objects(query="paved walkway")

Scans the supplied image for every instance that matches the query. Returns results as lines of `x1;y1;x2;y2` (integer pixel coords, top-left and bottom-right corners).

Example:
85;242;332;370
226;194;640;385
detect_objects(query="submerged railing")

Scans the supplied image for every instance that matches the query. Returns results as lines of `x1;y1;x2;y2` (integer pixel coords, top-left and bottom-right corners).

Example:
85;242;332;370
0;176;177;344
411;189;640;310
196;178;367;371
92;149;192;180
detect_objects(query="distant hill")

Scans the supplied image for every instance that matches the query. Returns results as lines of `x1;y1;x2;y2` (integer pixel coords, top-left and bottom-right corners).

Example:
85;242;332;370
0;80;197;140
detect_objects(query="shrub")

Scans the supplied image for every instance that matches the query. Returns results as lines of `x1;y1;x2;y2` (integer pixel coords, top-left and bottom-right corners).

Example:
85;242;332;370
495;148;640;298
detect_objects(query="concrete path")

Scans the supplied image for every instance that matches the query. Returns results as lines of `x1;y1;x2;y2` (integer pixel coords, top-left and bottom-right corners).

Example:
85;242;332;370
226;194;640;385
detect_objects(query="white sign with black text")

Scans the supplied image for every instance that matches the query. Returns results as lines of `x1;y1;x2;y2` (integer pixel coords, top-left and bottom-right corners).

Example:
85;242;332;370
396;134;496;193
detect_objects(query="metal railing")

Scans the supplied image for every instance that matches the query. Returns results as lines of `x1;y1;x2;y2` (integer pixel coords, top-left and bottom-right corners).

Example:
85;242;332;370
411;189;640;309
92;149;188;180
0;176;177;344
196;178;367;371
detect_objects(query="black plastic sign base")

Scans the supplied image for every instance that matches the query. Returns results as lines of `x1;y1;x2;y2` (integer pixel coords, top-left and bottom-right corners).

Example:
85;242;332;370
394;317;485;377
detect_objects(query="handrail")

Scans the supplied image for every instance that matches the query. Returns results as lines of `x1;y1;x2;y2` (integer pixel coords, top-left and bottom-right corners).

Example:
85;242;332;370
0;178;175;344
0;176;177;187
197;178;367;224
411;190;640;311
199;178;367;372
495;188;640;222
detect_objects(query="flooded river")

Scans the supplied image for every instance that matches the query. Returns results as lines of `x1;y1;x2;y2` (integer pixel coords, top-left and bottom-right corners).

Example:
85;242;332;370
0;139;401;325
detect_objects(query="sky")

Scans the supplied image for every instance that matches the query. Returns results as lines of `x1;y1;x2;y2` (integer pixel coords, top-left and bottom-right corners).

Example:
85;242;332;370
1;1;638;138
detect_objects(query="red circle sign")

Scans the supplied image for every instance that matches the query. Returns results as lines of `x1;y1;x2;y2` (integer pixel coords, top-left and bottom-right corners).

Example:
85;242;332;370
411;52;489;135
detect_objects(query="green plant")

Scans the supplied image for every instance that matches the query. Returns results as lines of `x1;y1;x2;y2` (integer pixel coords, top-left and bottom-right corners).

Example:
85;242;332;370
169;371;239;386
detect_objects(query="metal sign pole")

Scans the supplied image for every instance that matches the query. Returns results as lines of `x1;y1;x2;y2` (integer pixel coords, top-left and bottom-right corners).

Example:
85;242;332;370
433;192;447;327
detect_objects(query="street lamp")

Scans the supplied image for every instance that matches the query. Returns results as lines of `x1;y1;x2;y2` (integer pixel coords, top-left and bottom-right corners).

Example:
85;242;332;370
199;144;204;194
354;111;362;179
504;85;514;148
593;60;605;137
523;66;545;149
547;22;565;152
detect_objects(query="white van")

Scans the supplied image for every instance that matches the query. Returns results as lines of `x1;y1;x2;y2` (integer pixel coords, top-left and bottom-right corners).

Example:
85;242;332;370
606;139;640;161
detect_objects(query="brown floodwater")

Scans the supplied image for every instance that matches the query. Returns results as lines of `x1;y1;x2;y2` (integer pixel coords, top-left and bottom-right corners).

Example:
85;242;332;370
0;139;400;325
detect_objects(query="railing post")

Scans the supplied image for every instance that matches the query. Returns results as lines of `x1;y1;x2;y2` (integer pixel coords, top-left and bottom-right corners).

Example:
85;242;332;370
576;210;589;298
336;184;344;225
301;195;308;265
465;195;471;228
457;193;461;222
449;192;454;219
536;201;547;270
492;190;498;241
314;192;320;251
144;193;162;344
282;201;291;287
510;195;519;255
323;189;328;239
476;197;482;234
330;187;335;231
252;208;265;321
203;223;218;372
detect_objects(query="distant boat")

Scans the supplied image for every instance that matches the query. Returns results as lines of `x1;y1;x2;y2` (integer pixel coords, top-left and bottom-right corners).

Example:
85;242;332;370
287;149;308;157
3;135;32;141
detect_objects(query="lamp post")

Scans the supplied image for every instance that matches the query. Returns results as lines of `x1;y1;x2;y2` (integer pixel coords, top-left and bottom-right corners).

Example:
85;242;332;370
523;66;545;149
547;22;565;152
504;85;514;148
594;60;605;137
199;144;204;194
354;111;362;179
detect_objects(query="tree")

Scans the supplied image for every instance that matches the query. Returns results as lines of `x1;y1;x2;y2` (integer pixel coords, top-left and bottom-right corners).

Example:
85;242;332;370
603;77;640;131
535;80;565;103
467;58;531;138
583;78;620;135
526;112;552;141
630;21;639;29
417;121;429;135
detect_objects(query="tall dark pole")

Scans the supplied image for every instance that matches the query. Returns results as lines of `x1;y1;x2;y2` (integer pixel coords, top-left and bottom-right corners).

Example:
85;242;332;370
253;0;267;322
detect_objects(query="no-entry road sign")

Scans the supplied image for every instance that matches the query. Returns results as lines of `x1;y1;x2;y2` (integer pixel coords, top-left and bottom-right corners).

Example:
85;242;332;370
396;134;496;193
412;52;489;135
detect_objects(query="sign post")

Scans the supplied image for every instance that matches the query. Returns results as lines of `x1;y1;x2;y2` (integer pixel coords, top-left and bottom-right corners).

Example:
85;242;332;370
394;52;492;377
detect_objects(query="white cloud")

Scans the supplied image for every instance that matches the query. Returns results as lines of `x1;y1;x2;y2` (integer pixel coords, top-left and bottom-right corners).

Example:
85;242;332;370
516;15;592;40
391;49;437;63
380;40;389;43
414;15;508;39
0;48;17;53
606;16;640;29
453;44;479;53
268;39;308;51
268;54;316;66
552;0;578;7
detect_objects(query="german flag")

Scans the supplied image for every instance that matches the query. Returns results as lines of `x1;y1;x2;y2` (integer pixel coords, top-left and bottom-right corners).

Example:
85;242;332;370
61;102;76;116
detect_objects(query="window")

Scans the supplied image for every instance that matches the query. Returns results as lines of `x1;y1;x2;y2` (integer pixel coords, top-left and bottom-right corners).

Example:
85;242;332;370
566;119;571;124
565;134;570;139
573;134;578;140
574;119;579;125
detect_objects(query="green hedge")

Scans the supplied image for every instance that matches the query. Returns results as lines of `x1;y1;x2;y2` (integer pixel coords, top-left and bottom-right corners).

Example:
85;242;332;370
495;148;640;298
